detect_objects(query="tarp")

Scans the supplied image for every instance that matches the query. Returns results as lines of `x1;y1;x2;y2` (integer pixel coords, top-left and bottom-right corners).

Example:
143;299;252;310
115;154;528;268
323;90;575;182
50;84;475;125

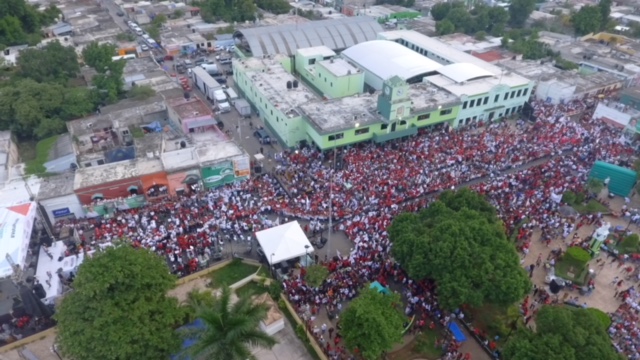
142;121;163;133
370;281;390;294
589;161;637;197
448;321;467;342
0;202;36;278
255;221;314;265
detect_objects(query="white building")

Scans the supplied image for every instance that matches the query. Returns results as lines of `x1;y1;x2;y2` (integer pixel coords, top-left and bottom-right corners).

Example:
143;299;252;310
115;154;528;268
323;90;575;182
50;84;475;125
37;173;84;223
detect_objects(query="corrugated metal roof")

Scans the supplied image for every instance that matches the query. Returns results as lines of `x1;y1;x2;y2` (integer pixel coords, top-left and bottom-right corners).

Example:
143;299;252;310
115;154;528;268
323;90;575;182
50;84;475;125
235;17;383;57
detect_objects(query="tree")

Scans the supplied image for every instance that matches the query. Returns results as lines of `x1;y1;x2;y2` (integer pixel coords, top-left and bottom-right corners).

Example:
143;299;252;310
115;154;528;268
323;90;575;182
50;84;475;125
389;189;531;310
587;178;604;195
305;264;329;288
430;1;464;21
55;246;184;360
436;19;455;35
0;0;60;46
17;40;79;83
178;285;277;360
198;0;257;23
82;42;126;103
572;6;602;35
128;85;156;100
341;287;405;360
509;0;536;28
503;306;622;360
255;0;291;15
598;0;611;30
445;7;472;33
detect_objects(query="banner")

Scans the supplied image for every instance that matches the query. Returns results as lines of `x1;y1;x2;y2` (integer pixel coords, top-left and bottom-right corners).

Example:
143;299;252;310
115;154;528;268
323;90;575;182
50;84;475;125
233;156;251;178
201;161;235;188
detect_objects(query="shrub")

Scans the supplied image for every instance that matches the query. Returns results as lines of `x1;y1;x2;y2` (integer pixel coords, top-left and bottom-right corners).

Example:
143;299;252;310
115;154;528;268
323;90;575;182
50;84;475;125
563;191;577;205
565;247;591;265
619;234;640;254
586;308;612;331
268;281;282;299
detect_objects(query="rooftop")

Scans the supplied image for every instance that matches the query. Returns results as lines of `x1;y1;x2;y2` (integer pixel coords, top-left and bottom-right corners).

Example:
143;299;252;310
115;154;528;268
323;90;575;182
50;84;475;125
74;158;164;190
299;92;382;133
37;173;76;200
379;30;503;74
168;97;212;120
408;82;460;113
437;33;503;53
425;71;529;97
341;40;442;86
318;58;360;77
296;46;336;58
195;140;245;165
238;57;318;115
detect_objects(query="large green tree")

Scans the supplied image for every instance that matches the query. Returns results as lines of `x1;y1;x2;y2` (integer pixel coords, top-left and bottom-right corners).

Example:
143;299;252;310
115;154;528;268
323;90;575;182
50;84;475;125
509;0;536;28
341;286;406;360
598;0;611;30
178;286;277;360
430;1;464;21
82;42;126;103
0;0;61;46
17;40;79;83
503;306;622;360
198;0;257;23
571;6;602;35
55;246;183;360
389;189;531;310
0;79;95;138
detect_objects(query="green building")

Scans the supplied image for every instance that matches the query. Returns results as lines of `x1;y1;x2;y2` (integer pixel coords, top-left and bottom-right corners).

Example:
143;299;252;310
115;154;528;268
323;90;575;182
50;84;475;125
620;87;640;111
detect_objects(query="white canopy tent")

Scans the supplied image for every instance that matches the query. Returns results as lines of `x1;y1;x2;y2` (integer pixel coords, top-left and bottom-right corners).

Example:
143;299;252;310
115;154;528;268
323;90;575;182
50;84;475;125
255;221;314;265
0;202;37;278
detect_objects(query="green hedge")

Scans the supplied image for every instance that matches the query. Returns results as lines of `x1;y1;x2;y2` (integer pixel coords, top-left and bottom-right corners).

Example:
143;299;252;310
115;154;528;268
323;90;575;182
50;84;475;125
565;247;591;265
586;308;612;331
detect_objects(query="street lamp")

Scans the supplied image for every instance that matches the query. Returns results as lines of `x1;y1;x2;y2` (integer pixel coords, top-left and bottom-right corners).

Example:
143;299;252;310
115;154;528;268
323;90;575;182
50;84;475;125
304;244;310;266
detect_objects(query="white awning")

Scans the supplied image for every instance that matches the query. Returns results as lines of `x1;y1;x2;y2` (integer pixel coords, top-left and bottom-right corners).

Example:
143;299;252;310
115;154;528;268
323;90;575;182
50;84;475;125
255;221;313;265
187;118;217;129
0;202;37;278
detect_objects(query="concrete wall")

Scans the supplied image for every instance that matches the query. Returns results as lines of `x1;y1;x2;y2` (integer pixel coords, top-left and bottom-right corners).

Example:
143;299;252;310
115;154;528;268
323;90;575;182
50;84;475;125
75;177;144;204
40;194;84;222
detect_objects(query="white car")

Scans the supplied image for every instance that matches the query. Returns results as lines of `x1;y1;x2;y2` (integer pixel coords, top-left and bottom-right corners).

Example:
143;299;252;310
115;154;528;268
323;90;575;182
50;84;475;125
141;44;149;51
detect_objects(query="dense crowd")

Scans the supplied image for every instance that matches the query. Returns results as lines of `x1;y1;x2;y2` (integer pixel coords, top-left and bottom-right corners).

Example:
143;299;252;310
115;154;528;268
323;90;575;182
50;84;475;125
53;95;638;359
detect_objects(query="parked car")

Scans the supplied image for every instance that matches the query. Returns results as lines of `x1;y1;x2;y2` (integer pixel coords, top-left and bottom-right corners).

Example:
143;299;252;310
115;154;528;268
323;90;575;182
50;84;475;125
140;44;149;51
219;58;232;65
253;129;271;144
116;10;125;16
155;56;165;64
214;77;227;85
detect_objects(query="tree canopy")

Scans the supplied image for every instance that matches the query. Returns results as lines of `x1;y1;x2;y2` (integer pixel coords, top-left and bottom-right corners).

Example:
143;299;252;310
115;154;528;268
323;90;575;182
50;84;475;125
55;246;183;360
432;4;509;37
340;286;406;360
0;0;61;47
571;6;602;35
82;42;126;103
178;286;277;360
255;0;291;15
388;189;531;310
0;79;95;139
598;0;611;30
502;30;553;60
197;0;258;23
503;306;622;360
508;0;536;28
17;40;79;83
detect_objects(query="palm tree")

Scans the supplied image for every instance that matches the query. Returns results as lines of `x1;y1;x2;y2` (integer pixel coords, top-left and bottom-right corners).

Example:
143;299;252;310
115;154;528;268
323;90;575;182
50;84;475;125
178;285;277;360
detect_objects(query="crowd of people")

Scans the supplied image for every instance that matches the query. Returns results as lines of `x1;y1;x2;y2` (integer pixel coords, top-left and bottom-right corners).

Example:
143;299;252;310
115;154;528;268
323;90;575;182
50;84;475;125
52;94;639;359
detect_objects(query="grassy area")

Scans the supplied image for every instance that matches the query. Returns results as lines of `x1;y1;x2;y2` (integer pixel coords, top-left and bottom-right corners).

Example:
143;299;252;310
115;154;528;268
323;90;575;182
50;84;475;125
130;126;144;138
208;259;258;287
573;199;610;214
467;303;521;343
235;281;268;299
256;265;270;278
413;328;444;359
555;259;589;285
24;135;58;175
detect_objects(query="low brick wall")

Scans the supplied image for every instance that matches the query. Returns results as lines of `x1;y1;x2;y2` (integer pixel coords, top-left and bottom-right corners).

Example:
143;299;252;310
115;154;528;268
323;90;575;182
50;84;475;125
279;294;328;360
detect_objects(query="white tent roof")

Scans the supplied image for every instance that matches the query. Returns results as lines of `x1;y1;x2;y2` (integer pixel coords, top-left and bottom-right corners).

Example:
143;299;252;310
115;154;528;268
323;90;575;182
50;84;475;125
255;221;313;265
436;63;494;83
0;202;36;278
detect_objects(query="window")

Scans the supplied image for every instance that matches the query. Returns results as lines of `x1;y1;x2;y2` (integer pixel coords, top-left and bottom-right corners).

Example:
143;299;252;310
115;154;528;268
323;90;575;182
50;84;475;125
97;159;105;165
328;133;344;141
523;88;528;96
381;124;389;130
84;162;92;167
417;113;431;121
517;89;522;97
440;108;453;115
121;129;130;135
309;59;316;65
469;99;475;108
271;110;273;115
463;101;468;109
510;91;515;99
505;108;510;116
494;94;499;103
503;93;508;100
330;82;333;87
355;127;369;135
399;120;407;126
483;97;488;105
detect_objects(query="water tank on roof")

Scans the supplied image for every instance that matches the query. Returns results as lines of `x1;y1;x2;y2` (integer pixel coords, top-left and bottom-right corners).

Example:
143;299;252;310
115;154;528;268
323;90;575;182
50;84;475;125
293;80;298;88
286;81;292;89
180;141;187;149
184;91;191;100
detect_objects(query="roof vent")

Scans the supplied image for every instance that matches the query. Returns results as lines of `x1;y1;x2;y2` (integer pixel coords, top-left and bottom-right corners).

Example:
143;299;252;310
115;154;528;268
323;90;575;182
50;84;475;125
286;81;293;89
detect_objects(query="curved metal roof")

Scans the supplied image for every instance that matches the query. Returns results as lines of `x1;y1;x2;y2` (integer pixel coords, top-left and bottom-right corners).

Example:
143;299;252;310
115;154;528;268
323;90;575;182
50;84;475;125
234;17;383;58
341;40;443;84
436;63;495;83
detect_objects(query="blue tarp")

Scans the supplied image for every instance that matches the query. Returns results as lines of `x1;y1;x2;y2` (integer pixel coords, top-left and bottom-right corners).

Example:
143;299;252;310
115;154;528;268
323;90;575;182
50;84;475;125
172;319;205;360
143;121;164;133
448;321;467;342
370;281;390;294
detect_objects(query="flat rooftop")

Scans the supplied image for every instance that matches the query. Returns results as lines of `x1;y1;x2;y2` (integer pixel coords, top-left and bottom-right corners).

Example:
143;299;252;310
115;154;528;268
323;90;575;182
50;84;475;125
38;173;76;200
195;140;245;165
239;57;318;114
319;58;360;77
74;158;164;190
297;46;336;58
408;82;461;113
168;98;212;120
299;92;383;133
426;71;529;97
